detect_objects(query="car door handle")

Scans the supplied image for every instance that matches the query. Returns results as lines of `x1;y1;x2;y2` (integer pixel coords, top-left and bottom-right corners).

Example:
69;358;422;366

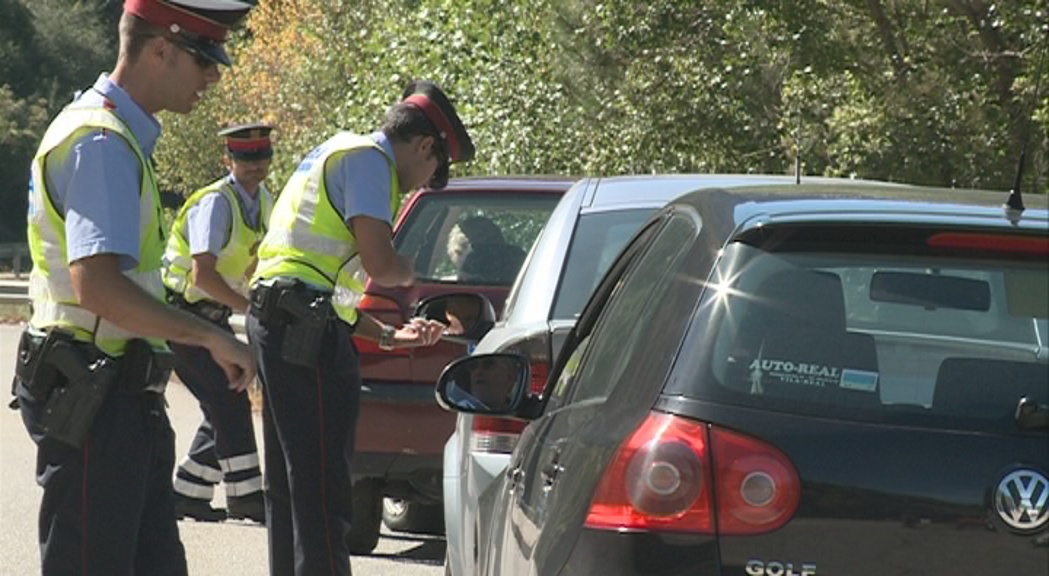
541;451;563;486
541;461;563;486
506;466;524;488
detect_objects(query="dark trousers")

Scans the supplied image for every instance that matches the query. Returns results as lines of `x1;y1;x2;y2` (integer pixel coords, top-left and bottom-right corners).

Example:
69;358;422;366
170;320;262;502
246;309;360;576
16;379;187;576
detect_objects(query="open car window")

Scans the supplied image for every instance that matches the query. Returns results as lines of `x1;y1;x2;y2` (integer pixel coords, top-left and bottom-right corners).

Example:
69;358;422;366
394;192;561;285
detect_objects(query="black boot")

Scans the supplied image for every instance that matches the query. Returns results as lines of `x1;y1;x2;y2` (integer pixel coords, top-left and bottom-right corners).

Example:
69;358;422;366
174;493;226;522
227;492;266;524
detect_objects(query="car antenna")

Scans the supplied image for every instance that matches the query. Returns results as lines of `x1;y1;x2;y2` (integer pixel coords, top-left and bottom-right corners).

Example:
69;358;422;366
794;113;802;185
1005;37;1047;219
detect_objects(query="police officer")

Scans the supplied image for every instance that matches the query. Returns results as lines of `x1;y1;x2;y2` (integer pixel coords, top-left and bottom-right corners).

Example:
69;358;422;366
246;80;473;576
13;1;257;574
165;124;275;524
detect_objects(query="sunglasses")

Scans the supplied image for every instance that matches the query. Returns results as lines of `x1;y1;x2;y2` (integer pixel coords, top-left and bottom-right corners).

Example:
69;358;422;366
167;37;215;69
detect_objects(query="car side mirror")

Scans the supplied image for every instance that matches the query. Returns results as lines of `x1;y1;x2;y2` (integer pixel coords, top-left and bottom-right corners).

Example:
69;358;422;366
414;292;496;344
435;353;530;415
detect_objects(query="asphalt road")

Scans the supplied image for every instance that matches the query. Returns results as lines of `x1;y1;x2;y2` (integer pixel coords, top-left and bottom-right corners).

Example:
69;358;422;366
0;323;445;576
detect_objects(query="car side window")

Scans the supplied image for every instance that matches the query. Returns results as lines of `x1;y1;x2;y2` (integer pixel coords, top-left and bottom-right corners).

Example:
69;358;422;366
553;212;699;408
394;193;560;285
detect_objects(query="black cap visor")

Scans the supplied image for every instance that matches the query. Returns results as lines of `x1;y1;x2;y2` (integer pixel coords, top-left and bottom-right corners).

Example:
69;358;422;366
170;33;232;67
229;147;274;161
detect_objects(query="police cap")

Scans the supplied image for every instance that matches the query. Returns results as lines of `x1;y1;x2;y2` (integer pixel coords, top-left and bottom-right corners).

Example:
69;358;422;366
218;122;274;161
401;80;474;189
124;0;255;67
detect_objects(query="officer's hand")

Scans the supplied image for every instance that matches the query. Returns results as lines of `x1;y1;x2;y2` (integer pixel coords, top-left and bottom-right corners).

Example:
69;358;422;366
393;318;446;348
207;332;257;392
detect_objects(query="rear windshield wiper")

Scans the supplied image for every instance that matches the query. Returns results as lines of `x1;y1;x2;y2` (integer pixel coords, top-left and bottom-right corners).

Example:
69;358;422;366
1015;397;1049;431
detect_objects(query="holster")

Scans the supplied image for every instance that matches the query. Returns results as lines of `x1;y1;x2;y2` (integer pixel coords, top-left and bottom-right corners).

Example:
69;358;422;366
14;329;70;402
251;279;333;368
15;330;116;448
14;330;171;448
42;350;118;449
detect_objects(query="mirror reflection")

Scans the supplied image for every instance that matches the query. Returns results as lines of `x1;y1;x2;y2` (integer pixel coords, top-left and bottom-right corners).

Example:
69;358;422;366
416;293;492;340
443;294;483;336
443;355;524;412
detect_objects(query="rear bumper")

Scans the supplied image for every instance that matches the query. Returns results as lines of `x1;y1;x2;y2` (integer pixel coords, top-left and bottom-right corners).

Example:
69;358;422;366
558;529;719;575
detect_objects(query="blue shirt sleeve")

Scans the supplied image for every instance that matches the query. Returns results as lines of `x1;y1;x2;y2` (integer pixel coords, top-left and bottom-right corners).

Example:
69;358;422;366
326;148;393;225
186;192;232;256
47;130;142;270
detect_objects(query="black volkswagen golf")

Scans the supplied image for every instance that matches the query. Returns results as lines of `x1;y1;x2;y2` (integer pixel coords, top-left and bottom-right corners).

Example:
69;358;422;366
434;181;1048;576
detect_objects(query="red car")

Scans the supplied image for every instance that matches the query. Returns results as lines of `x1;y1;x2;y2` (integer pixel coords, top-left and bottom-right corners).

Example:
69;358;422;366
347;177;571;552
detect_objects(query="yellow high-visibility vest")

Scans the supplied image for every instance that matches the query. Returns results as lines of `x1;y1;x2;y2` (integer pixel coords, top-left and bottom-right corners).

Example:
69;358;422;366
27;107;167;356
163;177;274;303
253;133;401;325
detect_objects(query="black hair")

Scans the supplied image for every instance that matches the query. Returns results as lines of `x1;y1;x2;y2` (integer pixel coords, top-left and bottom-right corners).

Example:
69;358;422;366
381;102;442;146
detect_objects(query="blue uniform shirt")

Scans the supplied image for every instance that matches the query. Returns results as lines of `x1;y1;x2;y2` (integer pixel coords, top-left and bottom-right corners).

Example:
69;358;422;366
45;73;161;271
186;174;262;256
325;131;396;226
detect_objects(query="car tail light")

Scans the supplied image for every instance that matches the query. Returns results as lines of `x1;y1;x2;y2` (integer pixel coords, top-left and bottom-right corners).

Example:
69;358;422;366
709;425;800;534
469;360;549;455
927;232;1049;255
470;416;526;454
529;361;549;395
354;294;410;357
585;412;800;535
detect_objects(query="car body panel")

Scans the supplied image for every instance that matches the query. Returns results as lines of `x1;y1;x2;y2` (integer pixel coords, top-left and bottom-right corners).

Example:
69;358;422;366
477;180;1048;575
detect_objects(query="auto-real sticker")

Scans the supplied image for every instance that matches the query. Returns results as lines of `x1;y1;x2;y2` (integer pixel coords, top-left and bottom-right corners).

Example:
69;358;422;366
748;358;878;392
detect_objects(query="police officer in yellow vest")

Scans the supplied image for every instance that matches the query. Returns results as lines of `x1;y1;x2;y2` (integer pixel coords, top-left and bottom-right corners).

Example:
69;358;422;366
164;124;275;524
12;1;257;574
246;80;471;576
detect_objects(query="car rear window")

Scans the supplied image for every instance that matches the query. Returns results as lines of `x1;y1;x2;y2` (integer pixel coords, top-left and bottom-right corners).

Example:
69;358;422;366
550;208;655;320
394;192;561;285
673;225;1048;434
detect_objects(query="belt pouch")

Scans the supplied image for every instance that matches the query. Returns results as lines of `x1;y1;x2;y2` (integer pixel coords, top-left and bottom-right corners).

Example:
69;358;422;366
250;284;284;323
116;338;169;394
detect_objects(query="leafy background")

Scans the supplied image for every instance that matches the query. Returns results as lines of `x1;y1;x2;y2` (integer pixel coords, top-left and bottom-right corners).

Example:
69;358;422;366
1;0;1046;244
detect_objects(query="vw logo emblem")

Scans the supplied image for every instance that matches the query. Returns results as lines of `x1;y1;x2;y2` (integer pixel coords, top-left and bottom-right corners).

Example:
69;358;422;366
995;469;1049;533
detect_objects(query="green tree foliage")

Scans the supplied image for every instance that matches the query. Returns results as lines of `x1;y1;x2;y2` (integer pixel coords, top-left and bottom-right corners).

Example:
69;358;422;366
0;0;117;241
4;0;1045;238
157;0;1046;197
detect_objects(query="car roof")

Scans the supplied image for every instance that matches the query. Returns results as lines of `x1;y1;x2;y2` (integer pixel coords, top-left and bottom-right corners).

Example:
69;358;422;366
423;175;576;194
580;174;833;209
664;181;1048;238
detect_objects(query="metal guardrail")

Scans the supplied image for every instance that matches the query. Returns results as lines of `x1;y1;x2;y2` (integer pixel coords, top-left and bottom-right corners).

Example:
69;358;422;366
0;279;29;301
0;243;30;279
0;279;247;334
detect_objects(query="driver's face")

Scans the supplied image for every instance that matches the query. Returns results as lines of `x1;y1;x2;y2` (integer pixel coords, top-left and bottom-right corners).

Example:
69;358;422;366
469;358;515;407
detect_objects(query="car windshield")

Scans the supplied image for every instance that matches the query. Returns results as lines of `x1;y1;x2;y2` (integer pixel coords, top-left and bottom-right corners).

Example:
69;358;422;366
550;208;655;320
674;233;1048;434
394;192;561;285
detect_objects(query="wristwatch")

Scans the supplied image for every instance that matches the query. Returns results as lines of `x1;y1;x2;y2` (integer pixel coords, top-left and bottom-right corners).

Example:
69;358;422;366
378;325;396;351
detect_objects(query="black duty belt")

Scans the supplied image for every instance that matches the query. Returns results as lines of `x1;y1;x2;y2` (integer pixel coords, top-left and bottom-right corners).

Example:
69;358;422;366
167;290;233;324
